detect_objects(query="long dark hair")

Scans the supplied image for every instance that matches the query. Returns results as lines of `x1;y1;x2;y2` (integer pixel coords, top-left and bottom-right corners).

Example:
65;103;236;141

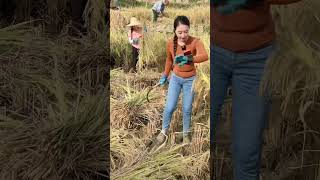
173;16;190;56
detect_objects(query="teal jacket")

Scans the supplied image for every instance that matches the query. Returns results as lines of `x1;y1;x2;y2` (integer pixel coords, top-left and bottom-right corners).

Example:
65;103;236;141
211;0;263;14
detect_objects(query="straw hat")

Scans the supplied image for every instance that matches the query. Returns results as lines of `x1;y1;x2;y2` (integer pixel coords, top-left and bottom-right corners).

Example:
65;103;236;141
126;17;142;27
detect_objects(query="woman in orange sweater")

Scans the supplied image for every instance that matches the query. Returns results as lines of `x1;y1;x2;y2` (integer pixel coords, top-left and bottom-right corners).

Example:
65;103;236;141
155;16;208;146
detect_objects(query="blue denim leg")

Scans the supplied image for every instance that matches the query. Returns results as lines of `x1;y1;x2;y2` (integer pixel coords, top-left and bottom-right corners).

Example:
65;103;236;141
210;43;275;180
232;45;274;180
210;45;233;145
182;75;196;135
162;74;182;131
162;73;196;134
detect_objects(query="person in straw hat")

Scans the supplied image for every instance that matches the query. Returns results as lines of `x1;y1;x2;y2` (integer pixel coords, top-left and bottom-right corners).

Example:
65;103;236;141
126;17;143;72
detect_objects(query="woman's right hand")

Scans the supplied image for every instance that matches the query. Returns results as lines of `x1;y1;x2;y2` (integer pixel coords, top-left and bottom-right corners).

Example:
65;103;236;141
159;74;167;85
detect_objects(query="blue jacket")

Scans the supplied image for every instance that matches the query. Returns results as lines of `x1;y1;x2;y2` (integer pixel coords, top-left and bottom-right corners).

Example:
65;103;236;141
152;1;165;13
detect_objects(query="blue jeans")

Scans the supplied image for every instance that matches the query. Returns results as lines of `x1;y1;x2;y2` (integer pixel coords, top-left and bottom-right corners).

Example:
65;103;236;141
210;44;275;180
162;73;195;135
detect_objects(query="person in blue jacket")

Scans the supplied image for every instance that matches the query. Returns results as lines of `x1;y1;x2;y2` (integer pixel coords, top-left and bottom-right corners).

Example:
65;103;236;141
152;0;169;23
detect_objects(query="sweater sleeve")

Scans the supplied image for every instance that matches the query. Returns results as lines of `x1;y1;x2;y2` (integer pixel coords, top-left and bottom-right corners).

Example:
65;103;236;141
268;0;302;4
193;39;209;63
163;40;173;77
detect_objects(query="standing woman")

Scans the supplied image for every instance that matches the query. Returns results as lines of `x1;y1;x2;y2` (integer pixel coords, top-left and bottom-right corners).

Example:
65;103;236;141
210;0;302;179
127;17;143;72
155;16;208;146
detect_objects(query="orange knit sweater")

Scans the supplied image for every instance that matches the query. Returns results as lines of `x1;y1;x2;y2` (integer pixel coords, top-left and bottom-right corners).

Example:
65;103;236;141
211;0;302;52
163;36;208;78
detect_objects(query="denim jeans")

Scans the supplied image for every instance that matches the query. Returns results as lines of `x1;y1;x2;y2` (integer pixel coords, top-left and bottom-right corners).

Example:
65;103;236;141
162;73;195;135
210;43;275;180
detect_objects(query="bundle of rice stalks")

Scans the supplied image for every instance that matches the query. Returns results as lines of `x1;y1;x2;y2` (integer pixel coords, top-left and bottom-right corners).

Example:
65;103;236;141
139;30;169;71
110;29;133;69
0;22;109;179
165;5;210;26
0;22;34;46
0;90;108;180
192;63;210;121
110;128;146;171
83;0;107;36
110;69;165;130
190;124;210;154
111;142;209;179
110;10;128;29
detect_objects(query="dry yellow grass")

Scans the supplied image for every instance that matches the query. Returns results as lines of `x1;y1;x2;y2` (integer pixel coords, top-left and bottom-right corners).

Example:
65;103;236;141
115;4;209;26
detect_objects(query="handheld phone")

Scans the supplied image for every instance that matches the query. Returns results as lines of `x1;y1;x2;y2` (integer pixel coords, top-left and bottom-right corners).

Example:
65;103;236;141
184;50;192;56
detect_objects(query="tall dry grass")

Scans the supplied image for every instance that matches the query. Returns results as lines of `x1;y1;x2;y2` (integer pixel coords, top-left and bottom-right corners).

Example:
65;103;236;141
0;21;109;179
119;4;210;26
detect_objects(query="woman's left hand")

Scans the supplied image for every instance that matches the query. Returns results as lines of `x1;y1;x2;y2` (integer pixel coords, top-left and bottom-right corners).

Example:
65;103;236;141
175;55;193;66
174;55;184;64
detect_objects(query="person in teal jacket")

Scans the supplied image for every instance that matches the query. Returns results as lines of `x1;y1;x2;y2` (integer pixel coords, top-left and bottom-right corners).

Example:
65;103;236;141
152;0;169;22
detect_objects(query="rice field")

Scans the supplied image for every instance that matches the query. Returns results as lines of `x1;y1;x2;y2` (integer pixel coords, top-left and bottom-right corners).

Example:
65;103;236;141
110;1;211;179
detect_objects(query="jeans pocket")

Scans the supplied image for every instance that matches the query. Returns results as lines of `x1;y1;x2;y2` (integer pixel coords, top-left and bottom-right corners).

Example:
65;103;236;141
245;42;275;57
211;45;230;57
237;43;276;64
